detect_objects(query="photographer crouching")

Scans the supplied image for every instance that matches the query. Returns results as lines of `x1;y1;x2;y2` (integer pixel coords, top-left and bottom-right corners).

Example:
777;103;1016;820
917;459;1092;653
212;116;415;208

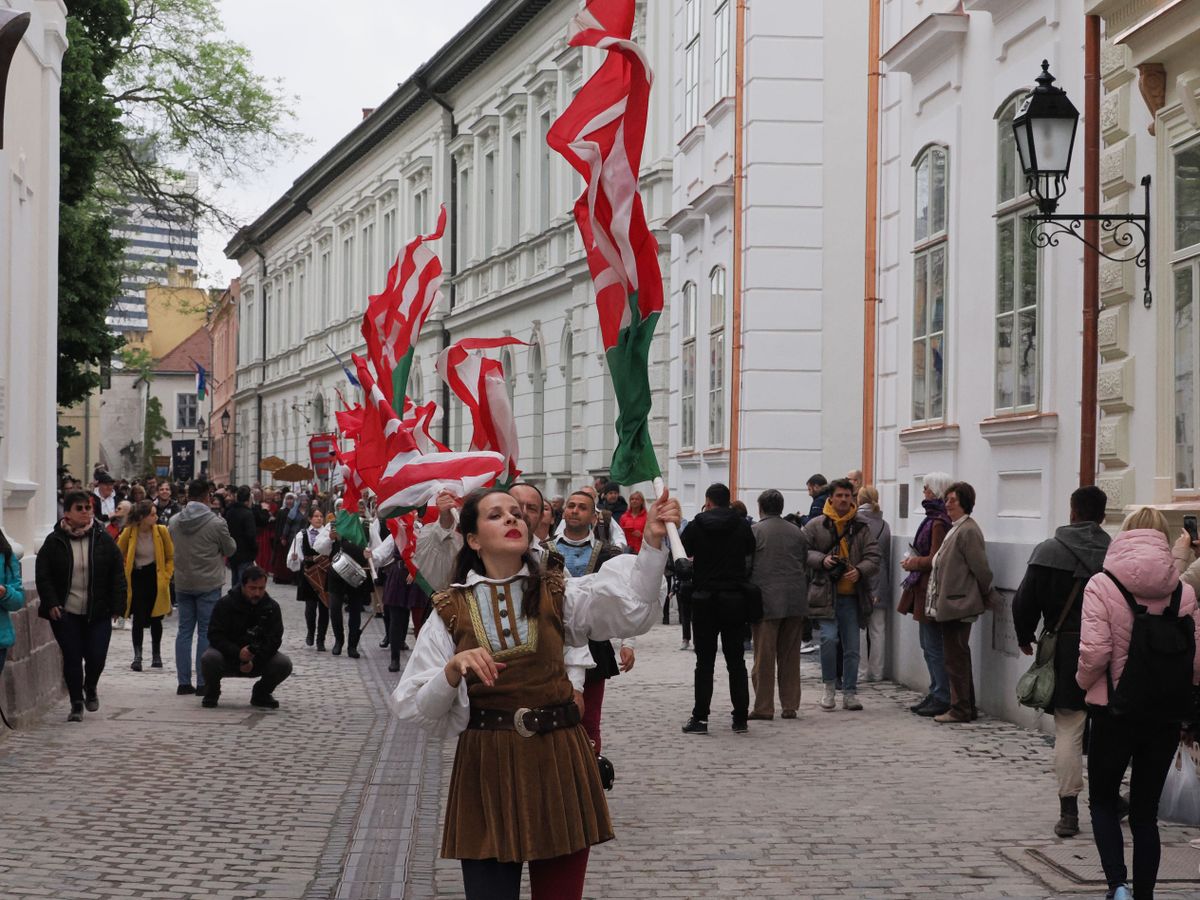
199;565;292;709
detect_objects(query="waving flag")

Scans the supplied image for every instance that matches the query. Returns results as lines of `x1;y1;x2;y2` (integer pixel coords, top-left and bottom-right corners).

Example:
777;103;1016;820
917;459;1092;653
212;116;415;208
327;343;361;389
436;337;525;485
352;354;505;518
362;205;448;406
547;0;664;485
195;363;207;401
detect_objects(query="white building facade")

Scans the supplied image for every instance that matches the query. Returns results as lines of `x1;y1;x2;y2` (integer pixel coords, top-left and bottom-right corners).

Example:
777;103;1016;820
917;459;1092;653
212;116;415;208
0;0;69;721
666;0;869;516
226;0;674;502
876;0;1200;725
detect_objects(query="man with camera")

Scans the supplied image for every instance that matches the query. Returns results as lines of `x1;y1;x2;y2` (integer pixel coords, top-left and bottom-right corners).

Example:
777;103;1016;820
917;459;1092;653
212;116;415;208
199;565;291;709
800;478;880;712
680;483;756;735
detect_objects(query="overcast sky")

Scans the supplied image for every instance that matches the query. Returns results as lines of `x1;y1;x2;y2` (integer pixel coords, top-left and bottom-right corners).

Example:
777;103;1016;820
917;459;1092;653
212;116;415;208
199;0;491;285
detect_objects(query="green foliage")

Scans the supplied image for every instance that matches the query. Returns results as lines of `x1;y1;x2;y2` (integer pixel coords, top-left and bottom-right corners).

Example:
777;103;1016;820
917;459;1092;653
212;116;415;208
57;423;81;451
142;395;171;472
117;345;154;381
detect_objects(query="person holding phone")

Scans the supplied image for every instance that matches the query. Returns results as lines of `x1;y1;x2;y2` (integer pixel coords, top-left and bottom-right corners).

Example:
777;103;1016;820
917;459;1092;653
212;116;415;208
1171;513;1200;597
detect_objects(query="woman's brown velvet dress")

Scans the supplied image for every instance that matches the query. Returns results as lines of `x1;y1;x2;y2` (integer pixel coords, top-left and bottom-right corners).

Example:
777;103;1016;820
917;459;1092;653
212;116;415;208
434;561;613;863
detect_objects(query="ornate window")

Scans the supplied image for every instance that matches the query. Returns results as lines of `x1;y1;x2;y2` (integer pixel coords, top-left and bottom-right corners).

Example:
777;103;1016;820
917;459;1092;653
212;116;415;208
1173;139;1200;489
361;219;376;295
912;146;948;423
708;266;726;447
484;151;497;255
995;99;1041;413
681;281;697;448
340;229;355;319
510;133;523;243
538;112;553;231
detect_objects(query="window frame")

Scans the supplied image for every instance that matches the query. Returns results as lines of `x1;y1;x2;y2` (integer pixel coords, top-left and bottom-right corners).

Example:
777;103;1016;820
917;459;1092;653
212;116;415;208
911;145;950;425
683;0;701;134
713;1;731;103
176;392;198;431
1172;134;1200;491
681;281;698;450
707;266;727;449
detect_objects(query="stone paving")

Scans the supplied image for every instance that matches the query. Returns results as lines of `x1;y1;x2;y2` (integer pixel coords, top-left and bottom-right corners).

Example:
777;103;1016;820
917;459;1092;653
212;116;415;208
3;583;1200;899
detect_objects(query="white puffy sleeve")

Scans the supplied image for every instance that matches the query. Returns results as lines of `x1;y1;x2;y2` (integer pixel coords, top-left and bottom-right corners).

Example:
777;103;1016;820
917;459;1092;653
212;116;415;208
390;611;470;738
313;525;335;556
564;643;595;693
562;542;667;645
371;534;396;570
414;521;462;594
286;530;305;573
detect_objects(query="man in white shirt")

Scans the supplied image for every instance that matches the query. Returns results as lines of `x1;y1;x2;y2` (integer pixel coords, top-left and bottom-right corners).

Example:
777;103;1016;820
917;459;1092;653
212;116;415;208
552;486;628;550
91;471;116;523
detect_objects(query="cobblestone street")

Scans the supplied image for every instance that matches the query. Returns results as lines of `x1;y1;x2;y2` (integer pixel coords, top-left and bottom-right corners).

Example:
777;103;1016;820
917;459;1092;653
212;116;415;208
1;585;1199;899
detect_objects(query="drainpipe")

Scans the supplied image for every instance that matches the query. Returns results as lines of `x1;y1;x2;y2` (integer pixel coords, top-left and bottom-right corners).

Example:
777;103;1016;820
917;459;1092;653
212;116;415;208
861;0;882;485
728;0;747;497
254;245;268;483
1081;16;1100;487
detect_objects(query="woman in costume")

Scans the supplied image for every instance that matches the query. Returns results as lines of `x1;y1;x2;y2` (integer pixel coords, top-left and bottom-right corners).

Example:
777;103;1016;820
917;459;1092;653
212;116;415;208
393;487;678;900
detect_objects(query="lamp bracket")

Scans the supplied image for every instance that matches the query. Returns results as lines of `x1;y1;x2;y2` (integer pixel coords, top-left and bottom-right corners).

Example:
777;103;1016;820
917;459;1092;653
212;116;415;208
1024;174;1152;308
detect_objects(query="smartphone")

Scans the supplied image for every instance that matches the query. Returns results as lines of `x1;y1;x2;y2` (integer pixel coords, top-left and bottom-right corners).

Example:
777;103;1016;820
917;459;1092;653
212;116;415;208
1185;515;1198;542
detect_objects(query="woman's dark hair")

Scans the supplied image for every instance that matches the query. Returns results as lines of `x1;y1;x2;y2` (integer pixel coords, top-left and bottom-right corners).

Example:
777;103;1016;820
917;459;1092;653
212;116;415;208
129;500;156;525
453;489;543;618
946;481;976;515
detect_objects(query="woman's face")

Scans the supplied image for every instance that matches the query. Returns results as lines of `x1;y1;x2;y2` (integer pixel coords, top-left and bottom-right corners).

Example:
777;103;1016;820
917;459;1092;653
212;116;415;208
467;493;529;556
629;492;645;513
141;506;158;528
945;491;964;521
309;510;324;529
923;485;935;501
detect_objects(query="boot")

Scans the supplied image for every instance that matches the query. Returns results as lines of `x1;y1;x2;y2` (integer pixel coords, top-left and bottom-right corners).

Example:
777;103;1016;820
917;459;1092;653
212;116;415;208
820;683;837;711
131;654;143;672
151;653;163;668
1055;795;1080;838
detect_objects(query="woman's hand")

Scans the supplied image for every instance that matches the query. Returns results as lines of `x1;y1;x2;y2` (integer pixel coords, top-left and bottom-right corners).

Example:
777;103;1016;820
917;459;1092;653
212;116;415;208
444;647;507;688
644;487;682;550
900;556;918;572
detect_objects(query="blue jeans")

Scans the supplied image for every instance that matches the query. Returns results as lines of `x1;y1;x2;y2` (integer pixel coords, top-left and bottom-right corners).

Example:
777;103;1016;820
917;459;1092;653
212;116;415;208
230;562;251;591
818;595;861;693
918;619;950;704
175;588;220;688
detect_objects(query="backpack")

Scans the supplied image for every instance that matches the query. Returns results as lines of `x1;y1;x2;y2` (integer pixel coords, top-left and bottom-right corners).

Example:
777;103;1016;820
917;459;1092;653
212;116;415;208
1103;571;1196;724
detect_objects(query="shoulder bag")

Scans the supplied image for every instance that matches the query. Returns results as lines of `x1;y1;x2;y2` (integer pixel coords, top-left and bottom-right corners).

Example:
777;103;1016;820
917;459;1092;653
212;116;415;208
1015;579;1082;710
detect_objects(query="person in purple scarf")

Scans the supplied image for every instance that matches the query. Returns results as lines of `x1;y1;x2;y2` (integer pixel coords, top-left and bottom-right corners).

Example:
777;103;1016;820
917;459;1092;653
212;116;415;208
897;472;954;717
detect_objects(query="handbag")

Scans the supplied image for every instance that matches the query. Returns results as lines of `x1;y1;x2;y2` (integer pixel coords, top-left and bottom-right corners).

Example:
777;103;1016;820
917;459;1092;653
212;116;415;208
303;555;332;608
1016;579;1082;710
1158;744;1200;825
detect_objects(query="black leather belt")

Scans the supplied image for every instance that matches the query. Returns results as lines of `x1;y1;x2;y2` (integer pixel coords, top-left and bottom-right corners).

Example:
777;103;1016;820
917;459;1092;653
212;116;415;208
467;702;581;738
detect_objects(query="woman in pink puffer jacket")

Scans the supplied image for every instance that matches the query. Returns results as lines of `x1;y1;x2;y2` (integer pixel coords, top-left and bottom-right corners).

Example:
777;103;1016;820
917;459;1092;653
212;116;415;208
1076;511;1200;900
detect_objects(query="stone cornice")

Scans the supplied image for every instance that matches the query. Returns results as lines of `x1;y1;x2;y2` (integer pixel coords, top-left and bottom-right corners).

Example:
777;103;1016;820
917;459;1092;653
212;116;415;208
882;12;969;83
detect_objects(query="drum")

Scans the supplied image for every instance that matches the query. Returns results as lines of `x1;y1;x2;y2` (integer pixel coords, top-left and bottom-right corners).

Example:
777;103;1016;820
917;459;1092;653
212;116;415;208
331;550;368;588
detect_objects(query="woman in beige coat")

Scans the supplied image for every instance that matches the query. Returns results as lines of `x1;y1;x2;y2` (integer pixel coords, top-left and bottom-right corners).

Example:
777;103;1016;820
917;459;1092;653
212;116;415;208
117;500;175;671
926;482;994;723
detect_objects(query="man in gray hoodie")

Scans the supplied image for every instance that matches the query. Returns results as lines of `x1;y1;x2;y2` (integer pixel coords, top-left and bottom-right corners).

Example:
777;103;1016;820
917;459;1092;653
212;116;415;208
169;480;236;695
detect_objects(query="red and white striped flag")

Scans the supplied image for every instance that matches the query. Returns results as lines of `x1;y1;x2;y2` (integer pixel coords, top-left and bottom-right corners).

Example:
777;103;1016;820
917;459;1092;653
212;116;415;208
436;337;525;485
548;0;664;485
352;354;505;518
362;205;448;406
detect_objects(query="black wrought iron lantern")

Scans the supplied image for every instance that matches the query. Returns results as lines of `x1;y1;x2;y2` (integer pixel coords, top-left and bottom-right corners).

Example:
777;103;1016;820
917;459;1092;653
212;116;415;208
220;408;231;435
1012;61;1080;215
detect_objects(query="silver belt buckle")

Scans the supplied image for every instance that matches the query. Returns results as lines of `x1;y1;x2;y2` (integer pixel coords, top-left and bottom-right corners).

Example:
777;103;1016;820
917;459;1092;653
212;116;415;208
513;707;535;738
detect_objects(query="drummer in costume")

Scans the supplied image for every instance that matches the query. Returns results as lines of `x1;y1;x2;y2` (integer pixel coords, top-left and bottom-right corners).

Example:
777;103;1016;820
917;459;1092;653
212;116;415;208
555;490;635;755
315;519;371;658
394;487;679;900
286;507;329;651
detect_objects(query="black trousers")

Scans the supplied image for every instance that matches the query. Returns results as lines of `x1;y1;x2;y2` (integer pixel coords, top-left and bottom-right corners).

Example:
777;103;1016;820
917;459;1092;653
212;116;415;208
129;564;163;657
329;591;365;649
678;586;693;642
199;647;293;697
1088;711;1179;897
304;597;329;643
388;607;411;663
50;613;112;704
691;591;749;721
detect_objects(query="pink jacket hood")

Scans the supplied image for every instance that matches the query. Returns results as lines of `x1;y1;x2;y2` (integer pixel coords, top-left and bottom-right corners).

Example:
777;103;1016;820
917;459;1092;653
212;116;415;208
1076;529;1200;706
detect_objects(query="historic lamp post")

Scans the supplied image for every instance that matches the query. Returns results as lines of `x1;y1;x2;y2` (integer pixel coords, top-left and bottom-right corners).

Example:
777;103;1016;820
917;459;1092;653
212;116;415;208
220;408;231;435
1014;60;1152;308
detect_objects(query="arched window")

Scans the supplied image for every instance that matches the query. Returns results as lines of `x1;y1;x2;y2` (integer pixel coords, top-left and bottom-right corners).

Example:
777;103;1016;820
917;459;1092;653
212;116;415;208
995;98;1041;413
708;267;727;447
681;281;698;448
501;346;516;405
912;146;948;422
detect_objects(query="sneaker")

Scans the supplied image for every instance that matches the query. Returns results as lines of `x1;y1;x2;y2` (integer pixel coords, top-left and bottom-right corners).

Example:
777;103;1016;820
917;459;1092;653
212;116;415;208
84;692;99;712
250;691;279;710
910;696;933;713
679;640;690;651
799;640;818;654
681;716;709;735
177;684;196;696
917;700;951;717
201;692;219;709
67;702;84;722
842;692;863;711
732;718;749;734
1106;886;1131;900
820;684;837;711
130;657;142;672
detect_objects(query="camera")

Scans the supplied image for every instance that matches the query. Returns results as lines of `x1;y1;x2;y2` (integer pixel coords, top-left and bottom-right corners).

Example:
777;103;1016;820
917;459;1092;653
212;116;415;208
826;555;849;581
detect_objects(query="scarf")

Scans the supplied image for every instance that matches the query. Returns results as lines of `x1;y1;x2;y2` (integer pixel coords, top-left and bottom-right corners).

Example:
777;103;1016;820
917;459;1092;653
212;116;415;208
822;499;858;595
902;498;952;590
60;519;92;539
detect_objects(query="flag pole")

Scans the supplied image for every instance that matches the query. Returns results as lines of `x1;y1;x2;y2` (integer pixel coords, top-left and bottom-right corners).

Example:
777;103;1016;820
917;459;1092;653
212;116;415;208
652;476;686;560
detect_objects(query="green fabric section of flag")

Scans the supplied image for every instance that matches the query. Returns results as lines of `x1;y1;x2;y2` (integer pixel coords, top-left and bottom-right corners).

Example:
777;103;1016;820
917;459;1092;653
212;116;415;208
391;346;416;411
414;572;436;598
605;300;662;486
334;509;368;549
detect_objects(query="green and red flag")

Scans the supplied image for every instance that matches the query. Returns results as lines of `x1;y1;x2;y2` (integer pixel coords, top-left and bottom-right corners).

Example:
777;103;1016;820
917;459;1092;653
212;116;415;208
547;0;663;486
362;205;447;407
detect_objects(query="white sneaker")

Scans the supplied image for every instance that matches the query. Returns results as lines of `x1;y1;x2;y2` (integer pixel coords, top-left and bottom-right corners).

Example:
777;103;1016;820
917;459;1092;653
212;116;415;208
820;684;836;711
679;640;690;651
843;692;863;711
799;640;818;654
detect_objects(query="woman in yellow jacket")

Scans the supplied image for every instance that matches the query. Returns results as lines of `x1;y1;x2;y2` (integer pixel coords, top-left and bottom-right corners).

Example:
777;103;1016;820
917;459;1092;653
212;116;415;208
117;500;175;671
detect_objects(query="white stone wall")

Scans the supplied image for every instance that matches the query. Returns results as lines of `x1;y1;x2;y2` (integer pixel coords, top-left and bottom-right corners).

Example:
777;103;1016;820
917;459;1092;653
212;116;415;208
231;0;674;501
0;0;66;567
